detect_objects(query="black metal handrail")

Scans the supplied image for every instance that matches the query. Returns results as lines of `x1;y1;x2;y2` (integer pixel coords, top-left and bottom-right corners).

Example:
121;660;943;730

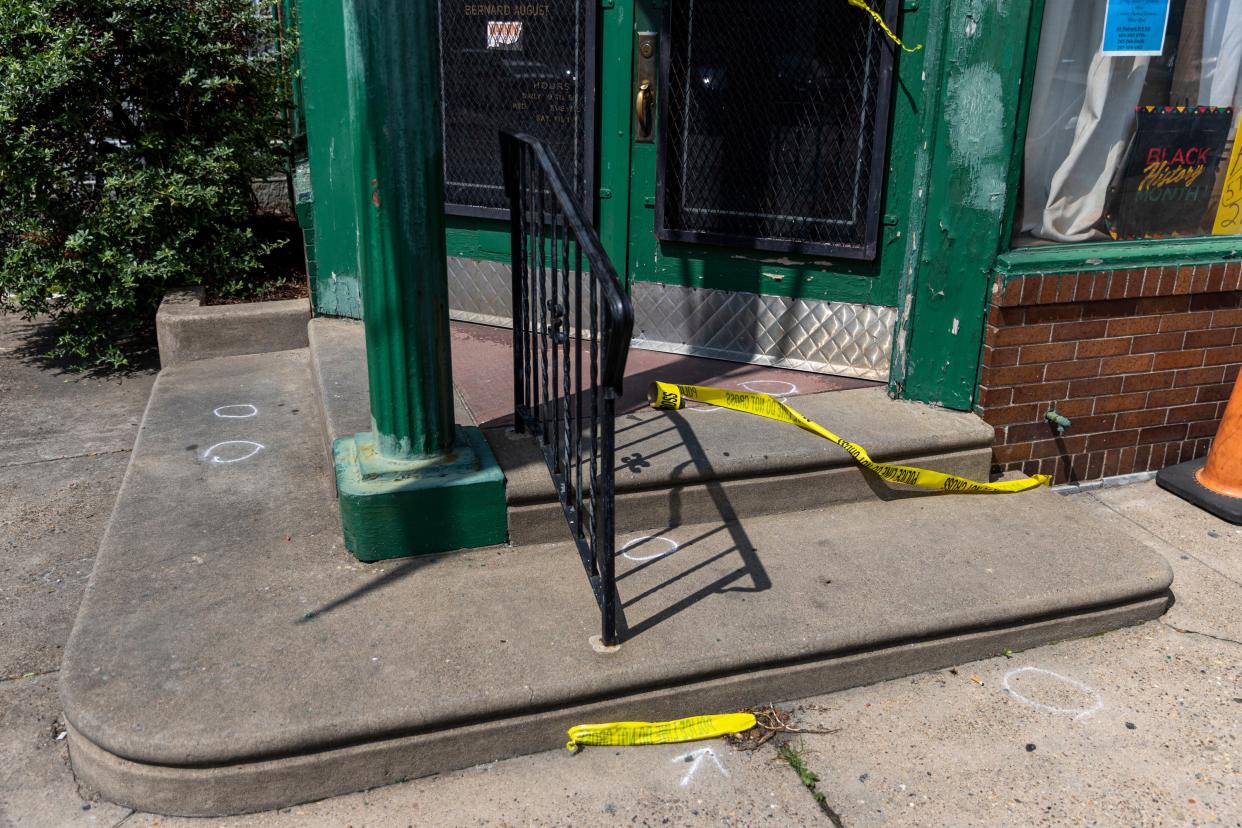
500;132;633;646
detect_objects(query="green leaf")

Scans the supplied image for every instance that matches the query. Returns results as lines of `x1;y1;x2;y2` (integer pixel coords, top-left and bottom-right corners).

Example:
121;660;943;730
0;0;296;369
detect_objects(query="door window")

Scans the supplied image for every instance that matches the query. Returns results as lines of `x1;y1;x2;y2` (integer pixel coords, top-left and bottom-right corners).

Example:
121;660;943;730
438;1;596;217
656;0;899;259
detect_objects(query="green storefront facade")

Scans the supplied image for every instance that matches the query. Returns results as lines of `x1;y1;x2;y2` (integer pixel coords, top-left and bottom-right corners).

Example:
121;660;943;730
292;0;1242;486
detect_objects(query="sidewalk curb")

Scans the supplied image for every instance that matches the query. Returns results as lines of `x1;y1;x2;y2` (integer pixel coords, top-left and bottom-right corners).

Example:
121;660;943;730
65;594;1169;817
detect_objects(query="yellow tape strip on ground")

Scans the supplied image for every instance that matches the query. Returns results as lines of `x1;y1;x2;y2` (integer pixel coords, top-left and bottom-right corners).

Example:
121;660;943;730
567;713;757;751
648;382;1050;494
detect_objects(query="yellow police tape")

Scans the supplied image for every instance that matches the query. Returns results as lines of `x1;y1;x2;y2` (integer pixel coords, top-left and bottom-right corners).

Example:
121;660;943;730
567;713;758;751
648;382;1051;494
846;0;922;52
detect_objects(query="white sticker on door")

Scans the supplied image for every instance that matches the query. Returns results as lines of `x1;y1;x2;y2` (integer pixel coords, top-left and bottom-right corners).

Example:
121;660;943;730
487;21;523;50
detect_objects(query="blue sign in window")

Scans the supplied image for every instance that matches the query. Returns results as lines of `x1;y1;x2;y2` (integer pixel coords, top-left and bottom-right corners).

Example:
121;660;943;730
1102;0;1171;56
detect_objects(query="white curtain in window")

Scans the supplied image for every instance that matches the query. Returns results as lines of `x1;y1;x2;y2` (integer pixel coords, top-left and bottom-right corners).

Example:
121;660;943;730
1200;0;1242;110
1022;1;1150;243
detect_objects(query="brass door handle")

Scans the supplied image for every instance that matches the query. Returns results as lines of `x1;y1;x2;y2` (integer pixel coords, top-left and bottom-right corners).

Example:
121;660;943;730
634;32;657;143
636;79;652;134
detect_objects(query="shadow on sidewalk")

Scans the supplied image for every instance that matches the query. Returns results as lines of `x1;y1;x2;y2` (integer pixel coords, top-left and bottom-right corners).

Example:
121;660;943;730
613;407;771;640
3;314;157;380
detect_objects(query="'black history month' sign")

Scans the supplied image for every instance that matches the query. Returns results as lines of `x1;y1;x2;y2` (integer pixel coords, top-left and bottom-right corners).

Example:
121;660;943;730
1107;106;1232;239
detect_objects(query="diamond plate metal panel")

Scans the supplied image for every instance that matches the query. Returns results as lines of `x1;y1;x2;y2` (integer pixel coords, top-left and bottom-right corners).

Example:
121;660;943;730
447;257;512;328
447;259;893;379
632;283;893;380
448;256;595;337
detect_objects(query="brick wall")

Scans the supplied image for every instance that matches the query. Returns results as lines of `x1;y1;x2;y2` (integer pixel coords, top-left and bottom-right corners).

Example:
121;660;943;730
978;263;1242;484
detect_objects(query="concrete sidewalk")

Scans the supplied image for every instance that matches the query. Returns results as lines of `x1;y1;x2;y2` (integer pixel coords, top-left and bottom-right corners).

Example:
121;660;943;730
1;312;1239;826
56;347;1170;815
0;315;155;828
128;483;1242;826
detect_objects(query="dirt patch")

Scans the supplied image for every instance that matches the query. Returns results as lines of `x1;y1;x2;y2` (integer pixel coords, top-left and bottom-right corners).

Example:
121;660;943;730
204;213;310;306
205;279;308;306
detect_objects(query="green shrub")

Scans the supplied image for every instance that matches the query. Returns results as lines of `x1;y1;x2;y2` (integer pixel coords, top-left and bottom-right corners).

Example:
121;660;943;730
0;0;290;368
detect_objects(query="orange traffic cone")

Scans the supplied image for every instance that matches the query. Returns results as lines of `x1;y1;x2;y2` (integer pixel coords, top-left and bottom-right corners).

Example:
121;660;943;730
1157;371;1242;524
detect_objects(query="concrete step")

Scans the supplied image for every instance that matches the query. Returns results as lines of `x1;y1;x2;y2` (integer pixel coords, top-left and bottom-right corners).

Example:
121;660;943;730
309;317;995;542
62;346;1173;815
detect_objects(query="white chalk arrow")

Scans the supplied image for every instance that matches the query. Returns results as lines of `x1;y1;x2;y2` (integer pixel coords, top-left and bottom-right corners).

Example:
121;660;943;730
671;747;729;787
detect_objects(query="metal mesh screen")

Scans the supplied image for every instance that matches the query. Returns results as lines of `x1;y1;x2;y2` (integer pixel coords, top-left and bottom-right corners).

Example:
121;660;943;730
438;1;594;217
657;0;898;259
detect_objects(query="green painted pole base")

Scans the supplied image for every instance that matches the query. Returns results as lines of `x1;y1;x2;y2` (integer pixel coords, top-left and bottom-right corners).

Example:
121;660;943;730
334;426;507;562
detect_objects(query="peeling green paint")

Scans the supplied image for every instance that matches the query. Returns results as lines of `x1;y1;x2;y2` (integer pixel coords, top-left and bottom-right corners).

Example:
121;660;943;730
300;0;363;318
997;236;1242;277
335;426;507;561
946;64;1005;212
891;0;1037;411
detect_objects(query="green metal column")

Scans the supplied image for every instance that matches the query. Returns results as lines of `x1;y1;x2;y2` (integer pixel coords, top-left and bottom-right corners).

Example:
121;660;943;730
345;0;454;460
331;0;507;561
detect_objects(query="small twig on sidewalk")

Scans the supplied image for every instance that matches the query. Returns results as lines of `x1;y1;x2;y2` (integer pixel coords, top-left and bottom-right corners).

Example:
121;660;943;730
726;703;839;751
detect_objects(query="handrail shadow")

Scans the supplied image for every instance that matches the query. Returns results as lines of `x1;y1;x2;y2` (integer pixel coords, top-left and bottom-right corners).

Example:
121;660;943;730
612;407;771;640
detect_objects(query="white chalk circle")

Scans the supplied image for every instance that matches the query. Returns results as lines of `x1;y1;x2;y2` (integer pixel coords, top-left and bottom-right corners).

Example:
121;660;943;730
683;398;723;414
685;379;798;413
213;404;258;419
620;535;680;562
1002;666;1104;720
740;379;797;400
202;440;265;464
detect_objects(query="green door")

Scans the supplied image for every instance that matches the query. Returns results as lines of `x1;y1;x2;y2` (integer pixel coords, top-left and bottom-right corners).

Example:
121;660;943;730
434;0;924;379
598;0;926;379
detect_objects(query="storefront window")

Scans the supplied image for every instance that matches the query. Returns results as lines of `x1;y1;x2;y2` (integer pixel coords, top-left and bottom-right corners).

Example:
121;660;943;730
1015;0;1242;246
